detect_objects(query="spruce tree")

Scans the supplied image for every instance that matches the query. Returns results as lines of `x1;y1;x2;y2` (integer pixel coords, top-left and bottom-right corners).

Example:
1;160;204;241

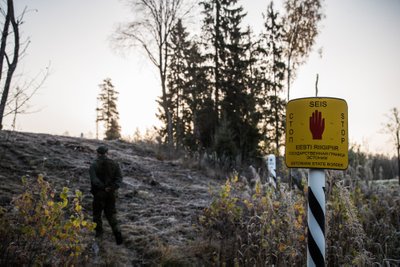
200;0;226;128
96;78;121;140
166;19;191;149
201;0;261;161
260;2;286;154
185;43;214;149
167;19;213;150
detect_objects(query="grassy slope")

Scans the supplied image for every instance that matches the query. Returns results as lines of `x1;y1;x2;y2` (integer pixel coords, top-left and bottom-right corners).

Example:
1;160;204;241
0;130;217;265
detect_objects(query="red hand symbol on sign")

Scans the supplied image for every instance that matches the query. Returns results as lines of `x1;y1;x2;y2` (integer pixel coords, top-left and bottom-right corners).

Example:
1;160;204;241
309;110;325;140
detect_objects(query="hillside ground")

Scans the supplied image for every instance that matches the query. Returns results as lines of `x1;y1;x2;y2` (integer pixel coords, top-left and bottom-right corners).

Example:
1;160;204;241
0;130;218;265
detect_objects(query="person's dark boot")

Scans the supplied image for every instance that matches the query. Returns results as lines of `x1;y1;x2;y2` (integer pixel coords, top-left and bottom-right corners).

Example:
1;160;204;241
115;231;123;245
95;230;103;238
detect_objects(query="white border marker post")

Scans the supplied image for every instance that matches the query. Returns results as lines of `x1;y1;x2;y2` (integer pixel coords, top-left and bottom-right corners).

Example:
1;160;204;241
267;154;277;189
307;169;325;267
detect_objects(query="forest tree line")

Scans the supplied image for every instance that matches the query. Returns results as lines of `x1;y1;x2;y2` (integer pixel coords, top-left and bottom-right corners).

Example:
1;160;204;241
348;144;399;181
115;0;324;164
113;0;399;180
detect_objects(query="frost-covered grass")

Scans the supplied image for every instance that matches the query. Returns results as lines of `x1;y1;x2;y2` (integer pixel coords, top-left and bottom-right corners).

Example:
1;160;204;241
197;173;400;266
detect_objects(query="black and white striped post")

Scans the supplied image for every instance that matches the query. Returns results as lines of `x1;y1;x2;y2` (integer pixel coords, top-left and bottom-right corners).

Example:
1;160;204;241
285;97;349;267
307;169;325;267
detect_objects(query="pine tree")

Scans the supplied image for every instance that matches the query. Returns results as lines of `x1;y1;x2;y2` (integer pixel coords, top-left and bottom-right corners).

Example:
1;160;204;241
96;78;121;140
260;2;287;154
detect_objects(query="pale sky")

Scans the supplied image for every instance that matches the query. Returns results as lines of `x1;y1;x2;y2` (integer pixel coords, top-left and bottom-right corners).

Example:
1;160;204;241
4;0;400;156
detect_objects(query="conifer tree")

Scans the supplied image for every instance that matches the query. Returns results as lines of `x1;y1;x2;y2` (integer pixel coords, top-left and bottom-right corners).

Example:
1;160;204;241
167;19;212;150
247;34;271;153
150;0;323;164
200;0;226;127
96;78;121;140
105;118;121;140
261;2;286;154
185;43;214;149
201;0;261;161
166;19;190;149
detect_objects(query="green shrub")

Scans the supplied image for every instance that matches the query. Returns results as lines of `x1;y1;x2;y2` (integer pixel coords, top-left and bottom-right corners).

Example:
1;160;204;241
0;174;95;266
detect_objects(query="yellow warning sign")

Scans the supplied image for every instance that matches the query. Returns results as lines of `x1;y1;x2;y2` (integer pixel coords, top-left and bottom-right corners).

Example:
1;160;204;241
285;97;348;170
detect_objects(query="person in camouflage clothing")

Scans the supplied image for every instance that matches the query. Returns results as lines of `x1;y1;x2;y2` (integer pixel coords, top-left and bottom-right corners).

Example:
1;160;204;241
89;145;123;245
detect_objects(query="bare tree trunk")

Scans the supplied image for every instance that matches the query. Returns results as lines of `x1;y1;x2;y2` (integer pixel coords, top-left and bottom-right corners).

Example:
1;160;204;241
0;2;11;82
11;95;17;130
214;0;221;126
397;145;400;185
114;0;191;146
0;0;19;130
160;71;173;147
157;0;176;147
397;132;400;185
0;0;12;130
166;107;173;146
394;109;400;185
159;28;173;147
385;108;400;184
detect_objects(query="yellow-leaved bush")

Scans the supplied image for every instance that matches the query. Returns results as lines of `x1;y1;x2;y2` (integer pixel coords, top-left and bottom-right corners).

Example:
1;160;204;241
199;174;395;266
0;174;95;266
198;174;307;266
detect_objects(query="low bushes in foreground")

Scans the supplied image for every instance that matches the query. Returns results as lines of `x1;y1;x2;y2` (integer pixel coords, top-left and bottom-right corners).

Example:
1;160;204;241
352;180;400;265
198;174;398;266
0;175;95;266
198;175;307;266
